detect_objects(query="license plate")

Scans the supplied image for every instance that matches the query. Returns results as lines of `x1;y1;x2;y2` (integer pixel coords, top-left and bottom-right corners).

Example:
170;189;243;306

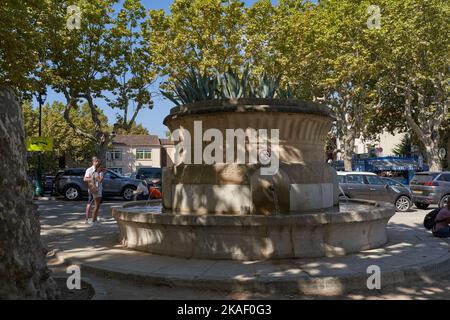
413;190;423;195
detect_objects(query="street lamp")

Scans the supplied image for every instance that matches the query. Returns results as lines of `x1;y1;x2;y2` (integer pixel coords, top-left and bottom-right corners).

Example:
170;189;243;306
34;88;47;197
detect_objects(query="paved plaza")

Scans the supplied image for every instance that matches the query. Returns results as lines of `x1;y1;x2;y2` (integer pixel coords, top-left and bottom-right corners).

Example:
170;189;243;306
39;200;450;300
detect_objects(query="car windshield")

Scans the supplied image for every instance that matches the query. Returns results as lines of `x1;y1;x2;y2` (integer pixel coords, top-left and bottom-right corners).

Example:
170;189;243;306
138;169;161;179
366;175;385;185
113;172;126;178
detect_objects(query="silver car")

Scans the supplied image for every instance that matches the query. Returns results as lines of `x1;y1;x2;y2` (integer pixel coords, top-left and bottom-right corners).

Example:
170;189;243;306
338;172;412;212
410;172;450;210
55;168;142;201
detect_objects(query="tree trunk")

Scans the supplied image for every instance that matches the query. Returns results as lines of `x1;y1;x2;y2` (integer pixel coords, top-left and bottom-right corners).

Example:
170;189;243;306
342;132;356;172
447;139;450;170
95;133;111;166
0;88;58;299
424;143;442;172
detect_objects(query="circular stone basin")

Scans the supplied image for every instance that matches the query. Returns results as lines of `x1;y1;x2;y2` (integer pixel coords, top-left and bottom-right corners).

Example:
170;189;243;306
112;199;395;261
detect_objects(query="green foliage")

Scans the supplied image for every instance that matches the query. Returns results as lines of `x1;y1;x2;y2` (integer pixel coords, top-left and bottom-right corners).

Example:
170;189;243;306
0;0;50;94
276;84;299;100
251;73;281;99
105;0;156;133
392;135;413;157
160;69;219;105
146;0;246;80
114;122;149;135
23;101;149;172
4;0;449;171
23;101;102;173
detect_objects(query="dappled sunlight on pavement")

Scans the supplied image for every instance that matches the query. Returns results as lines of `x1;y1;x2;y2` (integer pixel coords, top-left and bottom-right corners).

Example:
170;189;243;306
40;200;450;300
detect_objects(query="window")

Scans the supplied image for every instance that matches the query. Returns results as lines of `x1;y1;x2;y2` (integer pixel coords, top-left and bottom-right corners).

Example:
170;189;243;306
438;174;450;182
365;175;385;185
109;167;123;175
137;168;162;180
64;169;85;177
338;176;346;184
104;171;118;179
384;179;400;187
108;150;122;161
347;175;365;184
411;174;437;185
136;149;152;160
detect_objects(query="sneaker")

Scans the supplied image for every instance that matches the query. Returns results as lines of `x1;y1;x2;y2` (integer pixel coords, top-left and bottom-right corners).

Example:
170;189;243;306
84;218;94;225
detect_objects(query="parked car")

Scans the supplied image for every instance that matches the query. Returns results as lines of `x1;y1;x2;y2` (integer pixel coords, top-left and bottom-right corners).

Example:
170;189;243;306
29;175;55;193
381;177;413;212
409;172;450;210
43;175;55;193
54;168;142;201
338;172;412;212
130;167;162;188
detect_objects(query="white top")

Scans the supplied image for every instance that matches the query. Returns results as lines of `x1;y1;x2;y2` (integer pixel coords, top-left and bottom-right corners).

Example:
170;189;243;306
92;171;104;195
136;182;149;196
85;166;95;179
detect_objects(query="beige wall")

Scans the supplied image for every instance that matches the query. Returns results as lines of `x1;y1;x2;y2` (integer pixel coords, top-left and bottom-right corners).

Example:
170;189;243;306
163;145;175;167
337;131;405;159
107;145;161;175
373;131;406;156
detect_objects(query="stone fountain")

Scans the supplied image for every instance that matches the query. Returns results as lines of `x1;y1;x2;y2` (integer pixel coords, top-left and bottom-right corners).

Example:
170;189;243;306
112;99;394;260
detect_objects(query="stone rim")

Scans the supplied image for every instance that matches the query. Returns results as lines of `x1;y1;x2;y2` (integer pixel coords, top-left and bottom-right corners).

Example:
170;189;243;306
112;199;395;227
163;98;335;125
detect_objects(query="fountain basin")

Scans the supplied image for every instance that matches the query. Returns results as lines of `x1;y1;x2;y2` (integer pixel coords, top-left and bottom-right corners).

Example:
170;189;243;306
112;199;395;260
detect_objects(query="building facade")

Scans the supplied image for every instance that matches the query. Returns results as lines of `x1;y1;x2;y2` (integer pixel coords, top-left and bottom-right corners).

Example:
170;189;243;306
106;135;174;175
336;131;406;161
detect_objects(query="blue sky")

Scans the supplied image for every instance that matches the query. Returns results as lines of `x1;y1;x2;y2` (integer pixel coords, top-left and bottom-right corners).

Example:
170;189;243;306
41;0;278;138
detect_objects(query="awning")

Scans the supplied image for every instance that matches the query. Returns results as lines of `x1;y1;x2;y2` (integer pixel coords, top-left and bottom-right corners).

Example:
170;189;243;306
369;159;420;171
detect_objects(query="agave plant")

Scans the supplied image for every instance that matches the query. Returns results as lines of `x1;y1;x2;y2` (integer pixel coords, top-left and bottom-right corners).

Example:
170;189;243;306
216;67;252;99
251;73;281;99
160;68;218;106
276;84;299;100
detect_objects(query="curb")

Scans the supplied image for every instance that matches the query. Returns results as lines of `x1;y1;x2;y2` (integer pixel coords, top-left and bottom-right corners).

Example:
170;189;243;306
35;196;57;201
48;249;108;300
54;249;450;297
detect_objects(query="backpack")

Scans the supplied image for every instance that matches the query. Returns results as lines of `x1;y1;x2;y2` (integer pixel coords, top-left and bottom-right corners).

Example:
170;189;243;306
423;208;445;230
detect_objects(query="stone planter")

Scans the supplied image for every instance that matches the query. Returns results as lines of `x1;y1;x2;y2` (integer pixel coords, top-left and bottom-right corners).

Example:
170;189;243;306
162;98;339;215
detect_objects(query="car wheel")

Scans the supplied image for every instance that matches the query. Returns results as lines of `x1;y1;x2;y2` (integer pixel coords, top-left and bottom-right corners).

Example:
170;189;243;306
64;185;81;201
395;196;411;212
415;203;430;210
439;195;449;209
122;186;136;201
